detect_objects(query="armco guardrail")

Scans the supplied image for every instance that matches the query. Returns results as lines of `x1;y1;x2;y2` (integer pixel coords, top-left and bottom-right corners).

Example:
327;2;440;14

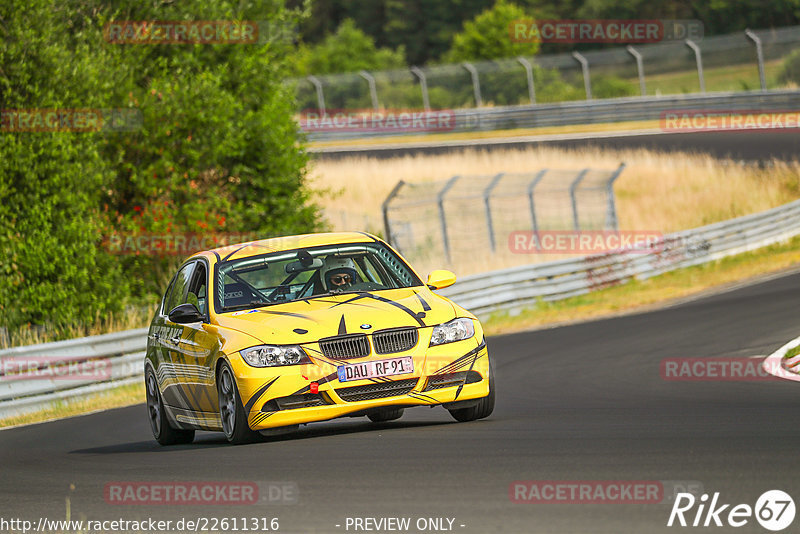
0;328;147;420
303;90;800;143
439;197;800;317
3;197;800;420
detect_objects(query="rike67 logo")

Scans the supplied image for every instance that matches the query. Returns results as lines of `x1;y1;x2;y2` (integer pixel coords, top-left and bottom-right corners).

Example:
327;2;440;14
668;490;795;531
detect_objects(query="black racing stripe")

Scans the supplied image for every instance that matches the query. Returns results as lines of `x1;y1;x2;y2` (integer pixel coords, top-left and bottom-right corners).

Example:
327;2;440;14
243;376;280;414
221;245;249;262
362;293;426;327
414;292;432;311
338;315;347;335
454;350;482;401
430;342;487;375
221;242;278;262
254;309;318;321
409;392;438;403
356;232;378;241
251;411;275;424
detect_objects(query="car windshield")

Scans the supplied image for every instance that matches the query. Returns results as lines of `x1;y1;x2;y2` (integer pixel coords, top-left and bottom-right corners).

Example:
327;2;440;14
215;242;423;311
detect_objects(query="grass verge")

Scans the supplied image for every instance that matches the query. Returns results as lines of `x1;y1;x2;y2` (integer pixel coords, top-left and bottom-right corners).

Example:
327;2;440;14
482;235;800;336
785;345;800;360
0;381;144;429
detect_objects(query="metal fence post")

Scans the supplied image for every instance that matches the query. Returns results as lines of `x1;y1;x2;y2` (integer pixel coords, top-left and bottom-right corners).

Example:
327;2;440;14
572;52;592;100
516;57;536;104
483;173;505;253
626;46;647;96
684;40;705;93
570;169;590;231
306;75;326;115
461;62;483;107
527;169;548;249
410;66;431;111
438;176;461;262
744;29;767;91
605;163;626;230
381;180;406;247
359;70;379;111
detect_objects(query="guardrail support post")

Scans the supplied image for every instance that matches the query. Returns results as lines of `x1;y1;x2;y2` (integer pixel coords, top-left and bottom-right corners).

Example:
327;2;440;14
461;62;483;108
381;180;406;247
570;169;590;231
572;52;592;100
605;163;626;230
527;169;548;250
626;46;647;96
437;176;461;263
684;40;705;93
306;75;326;115
359;70;379;111
410;66;431;111
483;173;505;253
744;29;767;91
516;57;536;104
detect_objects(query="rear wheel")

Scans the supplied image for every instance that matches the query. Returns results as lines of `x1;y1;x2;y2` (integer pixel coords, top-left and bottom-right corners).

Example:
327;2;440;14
146;366;194;445
367;408;404;422
218;362;262;444
448;357;495;423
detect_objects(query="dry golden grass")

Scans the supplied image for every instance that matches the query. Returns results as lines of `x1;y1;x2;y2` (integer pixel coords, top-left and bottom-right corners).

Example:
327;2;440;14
3;304;156;349
308;146;800;276
0;381;144;429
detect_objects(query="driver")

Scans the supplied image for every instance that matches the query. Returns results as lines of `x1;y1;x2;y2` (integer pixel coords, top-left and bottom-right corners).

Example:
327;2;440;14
320;256;358;291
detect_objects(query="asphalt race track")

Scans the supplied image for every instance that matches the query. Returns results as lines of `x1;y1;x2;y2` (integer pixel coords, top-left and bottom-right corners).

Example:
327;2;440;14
2;270;800;533
312;130;800;162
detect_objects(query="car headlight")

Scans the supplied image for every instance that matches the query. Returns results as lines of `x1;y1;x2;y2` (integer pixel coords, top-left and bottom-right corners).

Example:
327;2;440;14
429;318;475;346
240;345;311;367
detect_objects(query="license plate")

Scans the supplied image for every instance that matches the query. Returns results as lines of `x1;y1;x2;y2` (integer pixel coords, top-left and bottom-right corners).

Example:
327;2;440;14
337;356;414;382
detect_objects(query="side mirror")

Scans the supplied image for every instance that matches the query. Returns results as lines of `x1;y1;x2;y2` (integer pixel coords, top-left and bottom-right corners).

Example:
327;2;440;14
426;269;456;290
168;303;204;324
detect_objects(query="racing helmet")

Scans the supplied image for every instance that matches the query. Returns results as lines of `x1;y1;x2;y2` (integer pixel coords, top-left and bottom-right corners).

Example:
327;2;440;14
320;256;358;290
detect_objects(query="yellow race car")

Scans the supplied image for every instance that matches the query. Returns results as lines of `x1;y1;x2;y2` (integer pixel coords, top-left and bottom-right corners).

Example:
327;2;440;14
144;232;494;444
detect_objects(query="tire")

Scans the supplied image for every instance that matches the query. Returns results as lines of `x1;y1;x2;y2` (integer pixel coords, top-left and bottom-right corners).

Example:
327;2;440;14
367;408;404;423
145;366;195;445
217;362;262;444
448;356;495;423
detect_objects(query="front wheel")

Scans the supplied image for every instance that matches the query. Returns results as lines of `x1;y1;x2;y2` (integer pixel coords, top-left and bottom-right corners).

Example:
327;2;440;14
218;362;262;444
145;366;194;445
448;357;495;423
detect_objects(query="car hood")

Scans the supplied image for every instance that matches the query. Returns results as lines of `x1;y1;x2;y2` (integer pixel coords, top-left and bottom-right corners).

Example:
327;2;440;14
214;287;456;346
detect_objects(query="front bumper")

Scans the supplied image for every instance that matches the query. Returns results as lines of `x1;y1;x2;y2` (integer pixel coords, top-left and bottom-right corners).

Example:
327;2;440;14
228;337;490;430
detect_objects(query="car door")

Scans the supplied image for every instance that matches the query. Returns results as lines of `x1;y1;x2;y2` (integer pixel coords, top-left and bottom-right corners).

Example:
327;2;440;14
171;260;222;416
157;261;196;409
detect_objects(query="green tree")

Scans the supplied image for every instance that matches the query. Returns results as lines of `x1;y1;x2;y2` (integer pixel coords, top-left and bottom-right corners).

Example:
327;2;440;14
0;0;321;335
445;0;540;62
293;19;406;75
